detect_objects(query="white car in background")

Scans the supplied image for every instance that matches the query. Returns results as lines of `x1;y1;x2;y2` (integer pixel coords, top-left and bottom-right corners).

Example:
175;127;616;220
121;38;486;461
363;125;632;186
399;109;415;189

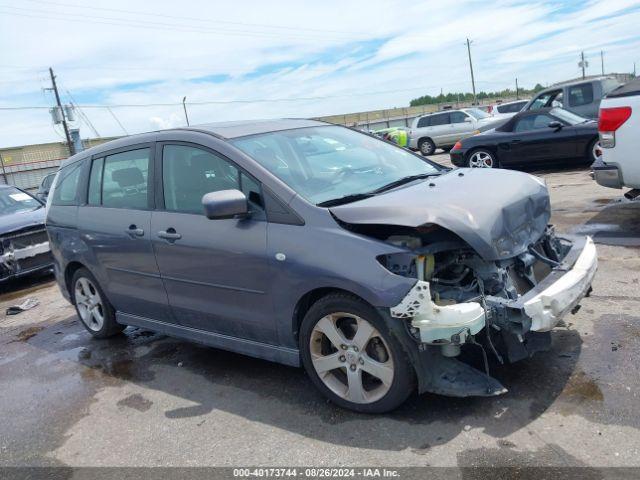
486;99;529;119
592;77;640;199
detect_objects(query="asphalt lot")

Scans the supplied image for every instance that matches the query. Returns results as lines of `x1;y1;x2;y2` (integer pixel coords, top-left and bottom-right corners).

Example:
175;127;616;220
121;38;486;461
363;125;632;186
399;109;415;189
1;153;639;471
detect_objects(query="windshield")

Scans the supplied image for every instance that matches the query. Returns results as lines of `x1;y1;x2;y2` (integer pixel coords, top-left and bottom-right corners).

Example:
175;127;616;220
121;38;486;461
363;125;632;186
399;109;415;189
233;126;440;205
0;187;41;216
550;107;589;125
464;108;491;120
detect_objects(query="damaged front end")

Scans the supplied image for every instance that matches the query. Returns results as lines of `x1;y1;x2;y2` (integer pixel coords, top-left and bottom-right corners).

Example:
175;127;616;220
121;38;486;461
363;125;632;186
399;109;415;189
0;226;53;281
348;222;596;398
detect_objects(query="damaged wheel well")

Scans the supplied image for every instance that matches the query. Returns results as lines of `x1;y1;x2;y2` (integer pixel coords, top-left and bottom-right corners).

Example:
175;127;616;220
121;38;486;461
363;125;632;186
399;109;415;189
292;287;368;341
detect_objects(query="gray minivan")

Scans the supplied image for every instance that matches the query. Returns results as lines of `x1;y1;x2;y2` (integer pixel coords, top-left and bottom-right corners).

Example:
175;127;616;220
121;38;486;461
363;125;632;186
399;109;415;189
46;119;597;413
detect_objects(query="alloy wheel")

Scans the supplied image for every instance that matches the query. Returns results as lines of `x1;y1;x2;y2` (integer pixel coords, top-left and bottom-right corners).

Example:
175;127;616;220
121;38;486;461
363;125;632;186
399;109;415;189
592;141;602;160
468;151;494;168
75;277;105;332
309;312;394;404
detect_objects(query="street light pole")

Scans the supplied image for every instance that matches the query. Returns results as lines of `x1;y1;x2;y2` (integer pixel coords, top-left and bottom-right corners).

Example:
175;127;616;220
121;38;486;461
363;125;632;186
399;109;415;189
466;38;477;105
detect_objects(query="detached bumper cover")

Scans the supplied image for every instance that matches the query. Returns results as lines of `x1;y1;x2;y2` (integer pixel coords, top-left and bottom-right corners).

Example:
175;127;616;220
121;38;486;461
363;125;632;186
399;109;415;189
513;236;597;332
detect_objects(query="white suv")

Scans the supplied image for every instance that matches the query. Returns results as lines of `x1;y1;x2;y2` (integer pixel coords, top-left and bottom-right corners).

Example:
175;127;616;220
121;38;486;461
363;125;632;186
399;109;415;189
408;108;502;155
593;78;640;197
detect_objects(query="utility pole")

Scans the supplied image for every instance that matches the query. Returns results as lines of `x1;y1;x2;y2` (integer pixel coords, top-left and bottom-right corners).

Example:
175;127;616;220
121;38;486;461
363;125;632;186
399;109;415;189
600;50;605;75
515;78;519;100
466;38;477;105
182;96;190;126
579;51;587;79
49;67;74;156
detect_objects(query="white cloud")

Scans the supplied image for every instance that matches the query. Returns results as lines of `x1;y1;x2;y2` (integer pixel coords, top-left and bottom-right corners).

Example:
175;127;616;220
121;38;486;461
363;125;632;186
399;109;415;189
0;0;638;147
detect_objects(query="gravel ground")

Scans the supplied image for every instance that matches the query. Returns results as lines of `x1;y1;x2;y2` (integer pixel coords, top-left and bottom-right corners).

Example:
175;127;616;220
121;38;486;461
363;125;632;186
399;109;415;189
0;153;638;474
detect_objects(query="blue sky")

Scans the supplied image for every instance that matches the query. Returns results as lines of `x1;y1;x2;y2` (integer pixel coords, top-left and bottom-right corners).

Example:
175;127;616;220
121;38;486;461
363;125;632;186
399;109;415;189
0;0;639;147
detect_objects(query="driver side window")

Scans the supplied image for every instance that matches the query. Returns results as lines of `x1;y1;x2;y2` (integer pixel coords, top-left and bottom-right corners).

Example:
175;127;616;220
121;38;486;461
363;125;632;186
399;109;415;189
514;114;555;132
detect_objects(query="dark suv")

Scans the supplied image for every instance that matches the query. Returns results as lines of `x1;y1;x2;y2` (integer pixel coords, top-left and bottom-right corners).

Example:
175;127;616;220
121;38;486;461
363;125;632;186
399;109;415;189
47;119;597;412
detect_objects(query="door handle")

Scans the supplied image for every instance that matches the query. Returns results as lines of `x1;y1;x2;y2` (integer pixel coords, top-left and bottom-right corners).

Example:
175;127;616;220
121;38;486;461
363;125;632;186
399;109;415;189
126;225;145;237
158;228;182;242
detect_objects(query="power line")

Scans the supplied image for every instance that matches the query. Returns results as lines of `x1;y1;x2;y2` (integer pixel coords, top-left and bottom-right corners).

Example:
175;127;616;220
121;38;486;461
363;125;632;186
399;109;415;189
0;83;478;111
0;5;367;42
16;0;373;37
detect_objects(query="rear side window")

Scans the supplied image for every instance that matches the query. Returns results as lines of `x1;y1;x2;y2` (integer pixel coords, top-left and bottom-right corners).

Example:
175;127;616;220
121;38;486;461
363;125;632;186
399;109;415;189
498;101;526;113
101;148;150;209
417;116;431;128
51;162;82;206
568;83;594;107
429;113;450;126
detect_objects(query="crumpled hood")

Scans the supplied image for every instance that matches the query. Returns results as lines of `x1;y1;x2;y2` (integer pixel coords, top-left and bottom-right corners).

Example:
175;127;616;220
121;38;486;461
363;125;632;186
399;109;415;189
330;168;550;260
0;207;46;234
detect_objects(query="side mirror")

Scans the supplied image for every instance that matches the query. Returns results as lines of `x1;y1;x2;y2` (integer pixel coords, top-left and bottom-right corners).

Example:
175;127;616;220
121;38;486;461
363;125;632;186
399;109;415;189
548;121;563;130
464;117;473;123
202;189;248;220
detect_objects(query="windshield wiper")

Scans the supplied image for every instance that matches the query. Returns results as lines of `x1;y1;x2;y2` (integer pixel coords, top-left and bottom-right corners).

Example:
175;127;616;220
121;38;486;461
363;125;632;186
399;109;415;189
317;192;376;207
372;173;439;194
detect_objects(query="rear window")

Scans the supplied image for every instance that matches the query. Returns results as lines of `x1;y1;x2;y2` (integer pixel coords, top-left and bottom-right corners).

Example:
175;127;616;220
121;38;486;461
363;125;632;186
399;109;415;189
568;83;594;107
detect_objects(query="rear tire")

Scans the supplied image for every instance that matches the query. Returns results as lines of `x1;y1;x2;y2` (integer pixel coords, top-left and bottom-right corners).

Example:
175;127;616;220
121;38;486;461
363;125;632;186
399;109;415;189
467;148;498;168
299;293;415;413
588;138;602;163
418;138;436;156
71;268;124;338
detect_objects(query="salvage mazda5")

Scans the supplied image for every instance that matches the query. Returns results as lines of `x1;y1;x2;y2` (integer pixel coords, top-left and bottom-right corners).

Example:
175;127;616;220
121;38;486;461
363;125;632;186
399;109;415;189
47;119;597;413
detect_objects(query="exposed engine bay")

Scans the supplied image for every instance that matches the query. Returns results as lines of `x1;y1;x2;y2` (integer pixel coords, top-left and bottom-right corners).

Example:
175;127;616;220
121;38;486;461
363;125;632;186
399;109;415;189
340;221;597;397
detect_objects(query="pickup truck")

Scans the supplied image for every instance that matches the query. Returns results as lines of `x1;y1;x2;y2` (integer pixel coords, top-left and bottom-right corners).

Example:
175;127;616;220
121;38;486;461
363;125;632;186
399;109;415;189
592;77;640;199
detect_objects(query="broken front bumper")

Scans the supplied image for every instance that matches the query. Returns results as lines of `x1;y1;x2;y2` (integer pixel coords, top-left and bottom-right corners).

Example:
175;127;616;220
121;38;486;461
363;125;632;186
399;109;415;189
506;235;597;332
390;235;597;344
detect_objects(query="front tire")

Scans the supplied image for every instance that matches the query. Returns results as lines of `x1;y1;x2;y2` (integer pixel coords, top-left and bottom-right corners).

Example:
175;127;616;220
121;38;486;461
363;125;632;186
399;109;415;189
299;293;415;413
419;138;436;156
71;268;124;338
467;148;497;168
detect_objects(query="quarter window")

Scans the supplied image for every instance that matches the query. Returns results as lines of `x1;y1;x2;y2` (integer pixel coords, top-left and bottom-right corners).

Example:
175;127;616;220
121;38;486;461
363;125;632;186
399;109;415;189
162;144;261;214
51;162;82;206
101;148;150;209
87;157;104;205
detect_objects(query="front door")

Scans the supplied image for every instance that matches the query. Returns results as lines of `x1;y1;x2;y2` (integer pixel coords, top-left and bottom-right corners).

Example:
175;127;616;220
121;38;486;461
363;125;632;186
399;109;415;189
77;146;172;321
151;143;275;343
502;113;576;166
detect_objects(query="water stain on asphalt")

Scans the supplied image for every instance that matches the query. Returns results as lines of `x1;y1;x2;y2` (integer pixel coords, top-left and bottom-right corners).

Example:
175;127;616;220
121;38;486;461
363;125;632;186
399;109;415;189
457;444;603;478
562;371;604;402
117;393;153;412
12;325;44;342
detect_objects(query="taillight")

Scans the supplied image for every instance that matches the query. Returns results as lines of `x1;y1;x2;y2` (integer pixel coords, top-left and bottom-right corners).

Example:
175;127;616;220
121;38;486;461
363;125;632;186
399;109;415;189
599;107;632;148
487;105;493;114
452;141;463;151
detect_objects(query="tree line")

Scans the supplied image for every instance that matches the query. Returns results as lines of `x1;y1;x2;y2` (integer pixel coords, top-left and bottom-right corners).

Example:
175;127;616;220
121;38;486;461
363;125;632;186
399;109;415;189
409;84;546;106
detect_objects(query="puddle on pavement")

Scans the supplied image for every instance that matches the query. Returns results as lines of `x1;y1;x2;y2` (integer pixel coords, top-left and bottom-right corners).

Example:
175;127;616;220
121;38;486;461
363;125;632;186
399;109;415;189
572;200;640;247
